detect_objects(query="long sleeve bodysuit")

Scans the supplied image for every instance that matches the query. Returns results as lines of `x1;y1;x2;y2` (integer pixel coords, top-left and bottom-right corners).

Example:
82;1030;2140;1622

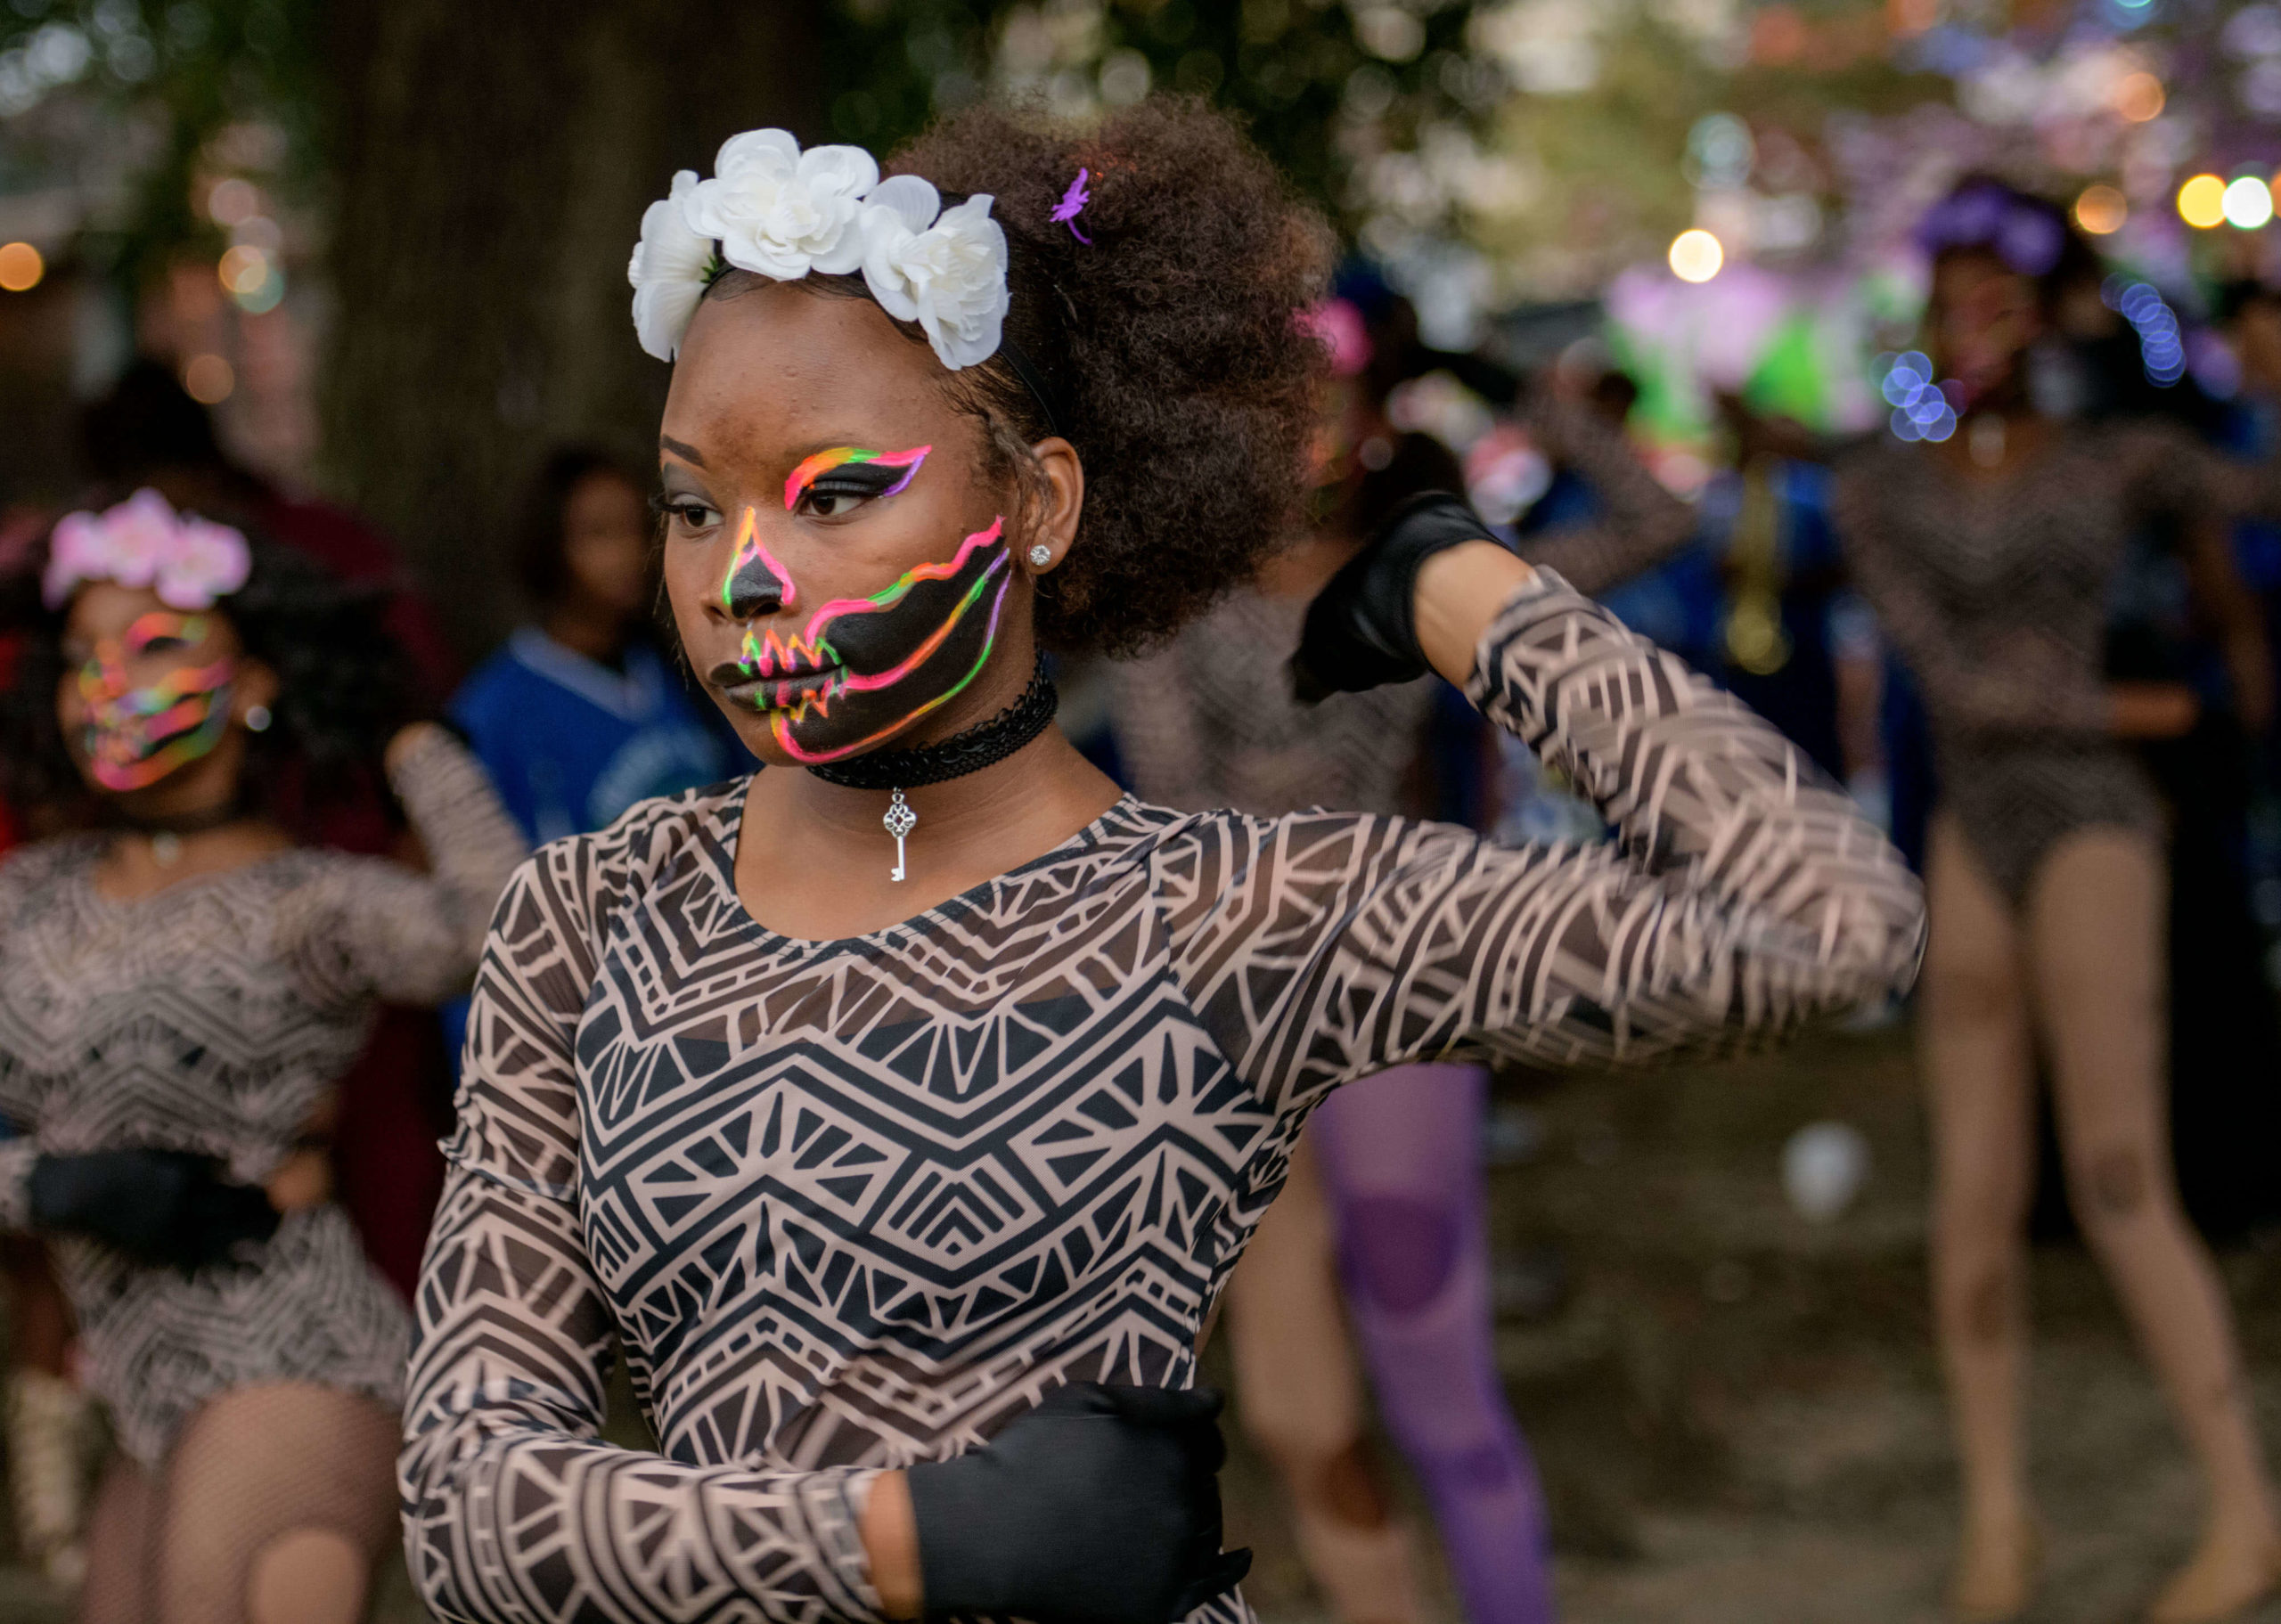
1835;421;2277;902
0;730;527;1465
400;575;1925;1623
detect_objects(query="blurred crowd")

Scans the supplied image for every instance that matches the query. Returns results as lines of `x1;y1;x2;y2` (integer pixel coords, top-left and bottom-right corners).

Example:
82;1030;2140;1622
2;169;2280;1620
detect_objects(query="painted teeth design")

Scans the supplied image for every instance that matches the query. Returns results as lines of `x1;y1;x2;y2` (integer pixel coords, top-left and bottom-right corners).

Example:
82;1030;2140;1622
737;628;837;678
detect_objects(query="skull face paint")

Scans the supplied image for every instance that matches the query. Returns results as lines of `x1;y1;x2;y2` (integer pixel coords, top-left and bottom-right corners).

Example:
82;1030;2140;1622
782;445;930;513
720;517;1012;763
74;611;235;792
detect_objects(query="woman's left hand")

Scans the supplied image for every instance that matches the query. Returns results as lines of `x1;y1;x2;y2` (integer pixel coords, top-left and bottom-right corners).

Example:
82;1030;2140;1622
1289;494;1532;702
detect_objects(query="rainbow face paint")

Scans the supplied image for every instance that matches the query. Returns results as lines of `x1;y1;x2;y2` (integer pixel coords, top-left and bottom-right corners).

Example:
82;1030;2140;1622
782;445;930;512
717;518;1012;764
74;612;235;792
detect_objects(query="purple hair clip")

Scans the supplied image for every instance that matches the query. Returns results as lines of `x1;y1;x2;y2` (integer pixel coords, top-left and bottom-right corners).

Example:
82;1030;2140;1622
1051;167;1092;245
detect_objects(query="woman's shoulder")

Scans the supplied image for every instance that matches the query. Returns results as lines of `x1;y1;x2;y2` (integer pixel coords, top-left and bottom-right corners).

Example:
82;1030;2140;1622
518;776;748;907
0;833;102;897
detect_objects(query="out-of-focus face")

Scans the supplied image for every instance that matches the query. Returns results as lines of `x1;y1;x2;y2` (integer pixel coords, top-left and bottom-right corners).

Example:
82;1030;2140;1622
657;283;1026;769
560;469;653;620
56;580;244;795
1931;251;2042;407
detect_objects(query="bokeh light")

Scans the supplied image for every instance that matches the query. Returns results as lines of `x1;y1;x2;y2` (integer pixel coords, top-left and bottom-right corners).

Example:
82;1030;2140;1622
2113;71;2165;122
181;354;233;404
1879;351;1956;444
206;177;259;227
1669;228;1723;282
2179;174;2228;228
2075;184;2128;234
0;241;43;292
2224;175;2274;230
217;244;268;296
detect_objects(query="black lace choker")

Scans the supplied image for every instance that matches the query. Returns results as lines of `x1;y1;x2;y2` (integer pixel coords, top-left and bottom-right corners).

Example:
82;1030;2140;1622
806;659;1059;792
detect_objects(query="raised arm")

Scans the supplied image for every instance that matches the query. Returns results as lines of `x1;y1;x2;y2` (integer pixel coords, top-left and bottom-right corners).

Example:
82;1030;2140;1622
1222;503;1922;1108
398;848;887;1623
1512;397;1698;596
289;725;531;1008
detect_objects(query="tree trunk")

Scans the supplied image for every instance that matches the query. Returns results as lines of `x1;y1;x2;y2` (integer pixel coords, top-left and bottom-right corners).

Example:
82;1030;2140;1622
315;0;823;660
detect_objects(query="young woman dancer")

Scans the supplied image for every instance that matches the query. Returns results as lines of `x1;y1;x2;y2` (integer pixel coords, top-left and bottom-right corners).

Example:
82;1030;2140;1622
1835;179;2281;1624
402;100;1922;1624
0;494;525;1623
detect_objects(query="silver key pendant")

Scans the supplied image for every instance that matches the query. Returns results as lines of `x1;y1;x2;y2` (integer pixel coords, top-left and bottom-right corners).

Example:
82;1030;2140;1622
884;788;916;882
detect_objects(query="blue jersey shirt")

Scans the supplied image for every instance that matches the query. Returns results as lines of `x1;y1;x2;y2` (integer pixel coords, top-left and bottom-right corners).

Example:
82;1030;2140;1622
443;630;743;1073
450;629;737;845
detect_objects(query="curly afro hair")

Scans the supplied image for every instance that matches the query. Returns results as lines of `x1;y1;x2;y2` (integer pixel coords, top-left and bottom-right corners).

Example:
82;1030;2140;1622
704;96;1332;657
0;517;421;833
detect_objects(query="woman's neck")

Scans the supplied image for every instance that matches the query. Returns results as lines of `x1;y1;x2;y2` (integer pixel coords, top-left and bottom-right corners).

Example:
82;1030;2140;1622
543;600;631;667
733;729;1121;943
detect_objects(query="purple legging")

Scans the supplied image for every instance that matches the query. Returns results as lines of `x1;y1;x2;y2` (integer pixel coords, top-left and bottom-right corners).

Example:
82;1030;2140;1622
1312;1060;1556;1624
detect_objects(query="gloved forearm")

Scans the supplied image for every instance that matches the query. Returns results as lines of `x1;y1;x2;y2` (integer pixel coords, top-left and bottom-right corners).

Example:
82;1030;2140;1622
28;1148;277;1269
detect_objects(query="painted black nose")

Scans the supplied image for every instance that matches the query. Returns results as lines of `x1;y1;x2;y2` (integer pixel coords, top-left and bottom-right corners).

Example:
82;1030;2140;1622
724;551;789;620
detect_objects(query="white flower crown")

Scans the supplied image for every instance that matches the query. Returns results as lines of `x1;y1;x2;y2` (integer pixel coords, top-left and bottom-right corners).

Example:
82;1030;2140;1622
627;129;1010;372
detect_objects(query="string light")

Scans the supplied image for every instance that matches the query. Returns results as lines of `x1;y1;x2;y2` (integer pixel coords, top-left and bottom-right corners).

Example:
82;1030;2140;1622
1878;351;1957;443
2104;276;2185;386
2224;175;2274;230
2179;174;2228;228
0;241;41;291
2075;184;2128;234
1669;228;1723;282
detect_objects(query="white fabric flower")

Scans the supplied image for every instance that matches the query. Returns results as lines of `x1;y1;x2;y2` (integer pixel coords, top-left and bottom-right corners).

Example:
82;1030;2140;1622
685;129;879;282
860;184;1010;371
627;169;711;363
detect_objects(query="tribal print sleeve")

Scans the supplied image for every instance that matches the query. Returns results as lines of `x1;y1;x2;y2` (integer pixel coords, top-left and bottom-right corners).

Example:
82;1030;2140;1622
397;839;885;1624
1167;571;1925;1111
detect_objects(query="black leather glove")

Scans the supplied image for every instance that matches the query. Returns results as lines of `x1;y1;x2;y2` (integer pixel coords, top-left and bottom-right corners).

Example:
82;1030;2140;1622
29;1148;279;1269
908;1382;1251;1623
1289;491;1508;703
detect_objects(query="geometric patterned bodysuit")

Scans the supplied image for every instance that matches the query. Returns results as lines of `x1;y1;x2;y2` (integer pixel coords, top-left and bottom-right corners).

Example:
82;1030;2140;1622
0;730;526;1466
1834;420;2277;902
400;575;1926;1622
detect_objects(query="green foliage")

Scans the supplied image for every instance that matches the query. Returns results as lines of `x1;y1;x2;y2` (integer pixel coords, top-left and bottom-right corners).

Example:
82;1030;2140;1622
0;0;320;291
822;0;1495;230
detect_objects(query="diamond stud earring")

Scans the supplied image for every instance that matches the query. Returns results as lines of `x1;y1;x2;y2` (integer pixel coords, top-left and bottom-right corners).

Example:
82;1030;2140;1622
1027;544;1052;567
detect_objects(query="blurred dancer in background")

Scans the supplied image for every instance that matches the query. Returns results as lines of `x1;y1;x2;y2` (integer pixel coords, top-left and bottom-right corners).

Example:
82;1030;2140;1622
1835;179;2280;1624
1112;296;1697;1624
449;445;736;847
441;445;740;1072
0;492;523;1622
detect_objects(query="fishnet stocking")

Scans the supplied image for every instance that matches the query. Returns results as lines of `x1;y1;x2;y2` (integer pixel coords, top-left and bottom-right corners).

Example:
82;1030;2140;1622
77;1383;398;1624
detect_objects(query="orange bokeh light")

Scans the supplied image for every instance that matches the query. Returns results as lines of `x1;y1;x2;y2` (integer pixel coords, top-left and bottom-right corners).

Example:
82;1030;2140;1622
2115;72;2165;123
2075;184;2128;235
0;241;42;292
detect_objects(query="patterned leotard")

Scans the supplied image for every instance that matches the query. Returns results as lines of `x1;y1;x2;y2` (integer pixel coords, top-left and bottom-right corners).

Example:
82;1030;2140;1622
0;731;526;1465
400;575;1925;1623
1834;421;2278;902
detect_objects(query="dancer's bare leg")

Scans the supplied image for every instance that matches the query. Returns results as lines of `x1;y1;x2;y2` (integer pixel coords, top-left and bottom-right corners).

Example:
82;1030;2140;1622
1921;816;2040;1619
151;1383;399;1624
75;1455;152;1624
2026;828;2281;1622
1223;1137;1422;1624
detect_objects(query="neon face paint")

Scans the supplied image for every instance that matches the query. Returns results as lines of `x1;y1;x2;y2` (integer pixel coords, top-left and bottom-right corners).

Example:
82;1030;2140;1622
74;612;235;792
782;445;930;512
723;518;1013;763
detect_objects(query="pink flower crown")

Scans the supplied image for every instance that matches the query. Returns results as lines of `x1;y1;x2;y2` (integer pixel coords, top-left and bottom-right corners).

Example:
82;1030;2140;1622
42;489;252;612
